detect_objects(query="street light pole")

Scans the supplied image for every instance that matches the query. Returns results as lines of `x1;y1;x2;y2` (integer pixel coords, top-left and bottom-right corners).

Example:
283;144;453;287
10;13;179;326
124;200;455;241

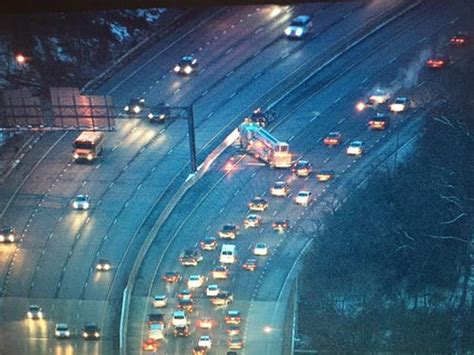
186;105;197;173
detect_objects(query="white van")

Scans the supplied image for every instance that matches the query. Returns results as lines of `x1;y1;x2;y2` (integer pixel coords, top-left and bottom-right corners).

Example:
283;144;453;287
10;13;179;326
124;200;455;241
220;244;236;264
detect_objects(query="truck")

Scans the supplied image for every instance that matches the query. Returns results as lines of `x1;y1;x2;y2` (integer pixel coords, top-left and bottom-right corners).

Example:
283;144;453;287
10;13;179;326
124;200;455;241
72;131;105;163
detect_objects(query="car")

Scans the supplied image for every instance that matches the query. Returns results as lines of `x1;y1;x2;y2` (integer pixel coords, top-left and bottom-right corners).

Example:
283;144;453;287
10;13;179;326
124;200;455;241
188;274;206;289
244;214;262;228
218;224;240;239
450;32;470;47
148;313;165;325
200;236;218;251
295;190;312;206
427;54;449;69
389;97;411;113
292;160;312;177
245;107;274;127
26;305;43;320
356;89;390;111
177;298;195;313
147;103;170;123
174;55;198;75
346;140;364;156
206;284;220;297
71;194;90;210
285;15;312;39
270;181;289;197
142;338;159;352
316;169;335;182
55;323;70;338
82;322;100;340
228;336;244;350
193;346;208;355
198;335;212;349
198;317;213;329
323;132;342;146
0;226;16;243
369;113;390;130
180;249;204;266
248;197;269;212
172;310;187;327
148;322;164;341
272;220;289;232
242;258;258;271
211;291;234;306
95;259;111;271
253;242;269;256
226;325;241;336
212;265;229;279
177;289;193;301
227;352;238;355
124;98;146;114
224;310;241;325
152;295;167;308
173;325;190;337
162;271;181;283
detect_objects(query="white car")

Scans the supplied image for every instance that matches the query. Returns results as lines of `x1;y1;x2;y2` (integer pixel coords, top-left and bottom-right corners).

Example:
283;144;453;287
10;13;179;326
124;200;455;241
172;310;187;327
294;191;312;206
244;214;262;228
72;194;90;210
27;305;43;320
0;226;16;243
285;15;312;39
198;335;212;349
152;295;167;308
271;181;289;197
206;284;220;297
55;323;70;338
253;242;269;256
346;141;364;156
389;97;410;113
187;275;205;289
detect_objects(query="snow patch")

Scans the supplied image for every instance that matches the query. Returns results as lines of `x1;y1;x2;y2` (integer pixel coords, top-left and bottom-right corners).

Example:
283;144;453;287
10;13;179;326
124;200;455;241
49;37;73;63
110;22;130;42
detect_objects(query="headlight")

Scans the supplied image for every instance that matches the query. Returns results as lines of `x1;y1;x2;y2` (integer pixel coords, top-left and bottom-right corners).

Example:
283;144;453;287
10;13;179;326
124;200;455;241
103;264;110;270
55;331;60;336
38;311;43;318
73;202;79;208
148;113;153;119
159;114;165;120
133;106;141;114
83;332;88;338
83;202;89;209
284;27;291;36
295;28;303;37
0;236;4;242
73;153;79;159
87;154;93;161
184;66;192;74
8;235;14;242
94;332;100;337
124;105;130;111
96;265;102;270
174;65;180;72
65;331;70;336
27;312;33;318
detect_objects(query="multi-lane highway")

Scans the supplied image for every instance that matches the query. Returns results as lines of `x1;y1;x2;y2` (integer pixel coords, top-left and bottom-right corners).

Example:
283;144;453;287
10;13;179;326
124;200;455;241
0;0;472;354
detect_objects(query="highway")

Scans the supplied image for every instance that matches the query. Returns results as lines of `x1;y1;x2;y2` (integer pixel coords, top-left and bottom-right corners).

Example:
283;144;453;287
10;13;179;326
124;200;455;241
0;0;472;354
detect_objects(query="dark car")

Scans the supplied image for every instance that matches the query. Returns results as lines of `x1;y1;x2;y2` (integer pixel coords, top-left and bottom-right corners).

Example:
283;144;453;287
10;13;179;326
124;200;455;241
323;132;342;146
174;325;190;337
174;55;198;75
162;271;181;283
242;258;258;271
368;113;390;130
246;107;274;127
200;236;218;251
177;298;195;313
228;335;244;350
427;54;450;69
147;103;171;123
124;98;146;114
0;226;16;243
218;224;240;239
272;220;290;232
179;249;203;266
148;313;165;325
292;160;312;177
95;259;111;272
226;325;241;336
224;310;241;324
450;32;470;47
211;291;234;306
177;289;193;301
82;322;101;340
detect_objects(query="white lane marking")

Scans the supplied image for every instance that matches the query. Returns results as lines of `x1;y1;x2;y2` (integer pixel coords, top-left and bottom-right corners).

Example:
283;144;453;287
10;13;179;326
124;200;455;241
389;56;398;64
418;36;427;44
334;97;342;104
449;16;459;24
226;70;234;77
